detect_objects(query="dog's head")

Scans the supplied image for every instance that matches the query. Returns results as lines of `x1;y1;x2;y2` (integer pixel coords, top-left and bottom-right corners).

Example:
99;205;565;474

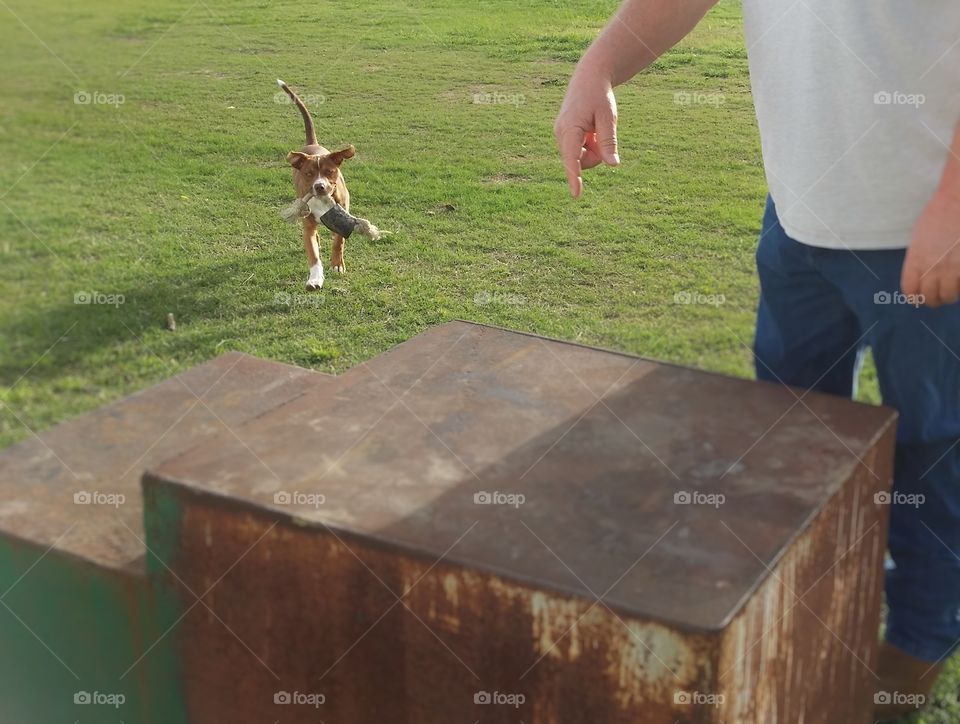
287;146;355;197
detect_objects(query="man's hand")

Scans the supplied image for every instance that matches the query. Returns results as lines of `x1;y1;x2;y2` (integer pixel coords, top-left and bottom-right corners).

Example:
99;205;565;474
551;0;716;197
902;190;960;307
554;66;620;198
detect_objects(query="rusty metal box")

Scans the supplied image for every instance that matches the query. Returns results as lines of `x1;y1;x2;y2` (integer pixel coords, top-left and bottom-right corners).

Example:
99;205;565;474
145;321;897;723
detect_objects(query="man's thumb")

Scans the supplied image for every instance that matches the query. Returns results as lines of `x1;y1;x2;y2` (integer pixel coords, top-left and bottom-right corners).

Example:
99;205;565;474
598;115;619;166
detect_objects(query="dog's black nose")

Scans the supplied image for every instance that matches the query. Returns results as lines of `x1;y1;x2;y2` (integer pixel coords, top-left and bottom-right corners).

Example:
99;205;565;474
313;183;326;193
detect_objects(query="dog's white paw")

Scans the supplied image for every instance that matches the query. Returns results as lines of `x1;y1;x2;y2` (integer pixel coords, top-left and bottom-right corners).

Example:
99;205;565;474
305;263;324;291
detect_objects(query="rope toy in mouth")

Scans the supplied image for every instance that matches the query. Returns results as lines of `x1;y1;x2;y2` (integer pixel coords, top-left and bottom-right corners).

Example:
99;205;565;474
280;195;383;240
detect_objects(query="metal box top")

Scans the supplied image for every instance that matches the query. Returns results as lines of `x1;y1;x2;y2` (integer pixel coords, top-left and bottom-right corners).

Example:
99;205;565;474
0;353;329;571
149;321;897;632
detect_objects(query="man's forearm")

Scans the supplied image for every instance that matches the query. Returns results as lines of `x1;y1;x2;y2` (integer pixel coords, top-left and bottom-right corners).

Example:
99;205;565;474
578;0;719;86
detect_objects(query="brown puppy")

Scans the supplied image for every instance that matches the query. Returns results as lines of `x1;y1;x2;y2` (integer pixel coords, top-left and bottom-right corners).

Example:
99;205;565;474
278;79;355;290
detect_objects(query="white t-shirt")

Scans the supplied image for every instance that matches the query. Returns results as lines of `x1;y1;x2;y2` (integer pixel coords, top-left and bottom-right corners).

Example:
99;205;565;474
741;2;960;249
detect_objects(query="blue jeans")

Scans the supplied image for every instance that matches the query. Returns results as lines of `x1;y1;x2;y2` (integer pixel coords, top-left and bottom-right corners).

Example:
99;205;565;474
754;196;960;663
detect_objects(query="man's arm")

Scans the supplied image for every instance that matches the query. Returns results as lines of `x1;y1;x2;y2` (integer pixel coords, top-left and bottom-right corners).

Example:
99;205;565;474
902;121;960;307
554;0;718;197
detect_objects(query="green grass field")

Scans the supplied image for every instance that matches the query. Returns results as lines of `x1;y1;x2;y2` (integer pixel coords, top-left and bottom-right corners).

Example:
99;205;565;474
0;0;952;720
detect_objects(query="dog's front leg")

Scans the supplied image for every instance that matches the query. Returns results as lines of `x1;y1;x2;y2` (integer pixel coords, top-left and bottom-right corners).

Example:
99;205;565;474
330;234;346;274
303;217;324;290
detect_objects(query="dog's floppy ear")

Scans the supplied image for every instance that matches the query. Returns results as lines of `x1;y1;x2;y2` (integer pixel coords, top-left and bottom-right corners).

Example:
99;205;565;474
286;151;309;169
329;145;356;165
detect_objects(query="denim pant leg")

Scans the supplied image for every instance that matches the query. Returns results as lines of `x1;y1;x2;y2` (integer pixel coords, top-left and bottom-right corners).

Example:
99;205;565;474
754;196;865;394
755;193;960;661
818;250;960;663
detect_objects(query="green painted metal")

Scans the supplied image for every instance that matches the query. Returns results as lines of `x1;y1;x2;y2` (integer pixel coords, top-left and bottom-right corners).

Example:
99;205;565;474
140;476;190;724
0;529;189;723
0;539;145;722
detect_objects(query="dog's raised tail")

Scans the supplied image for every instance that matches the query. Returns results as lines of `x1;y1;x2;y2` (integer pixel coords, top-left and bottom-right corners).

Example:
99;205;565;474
277;79;318;147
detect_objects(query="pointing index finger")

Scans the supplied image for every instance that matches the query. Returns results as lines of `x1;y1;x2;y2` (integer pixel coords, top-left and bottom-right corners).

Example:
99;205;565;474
557;126;586;198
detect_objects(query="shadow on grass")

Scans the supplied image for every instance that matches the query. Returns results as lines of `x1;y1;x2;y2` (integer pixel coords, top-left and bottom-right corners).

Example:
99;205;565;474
0;248;299;387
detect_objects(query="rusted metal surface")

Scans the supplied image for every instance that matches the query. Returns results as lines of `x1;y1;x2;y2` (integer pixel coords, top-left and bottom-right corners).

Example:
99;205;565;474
150;485;718;723
715;431;894;722
147;321;897;723
0;352;330;571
